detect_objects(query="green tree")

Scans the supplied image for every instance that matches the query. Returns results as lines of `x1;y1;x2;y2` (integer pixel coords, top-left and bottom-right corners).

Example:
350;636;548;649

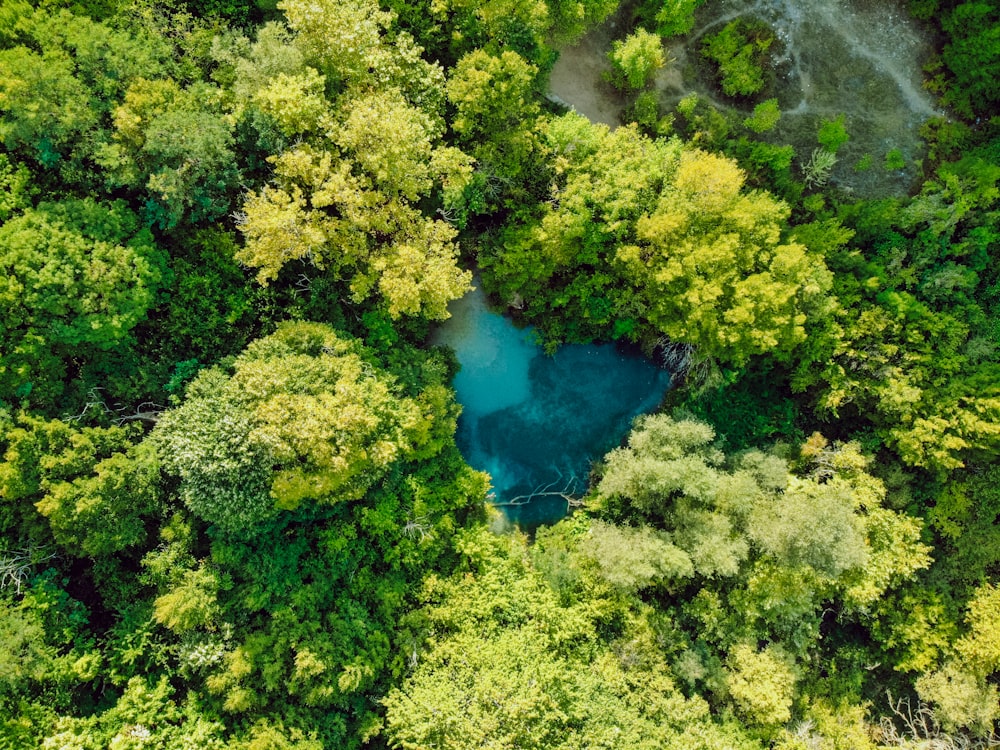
547;0;619;44
0;200;165;402
748;475;868;578
793;161;1000;474
35;442;160;558
817;114;849;154
593;414;930;699
936;0;1000;118
38;676;230;750
446;48;546;211
278;0;395;86
236;141;471;319
0;412;161;557
448;49;540;139
383;527;758;750
577;519;694;591
725;642;798;727
743;98;781;133
230;14;473;320
95;78;240;228
701;19;775;98
638;0;705;37
152;565;221;634
0;45;96;170
152;322;455;532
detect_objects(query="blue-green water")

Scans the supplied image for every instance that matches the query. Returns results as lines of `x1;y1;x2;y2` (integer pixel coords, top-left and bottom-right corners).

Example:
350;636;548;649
433;283;671;528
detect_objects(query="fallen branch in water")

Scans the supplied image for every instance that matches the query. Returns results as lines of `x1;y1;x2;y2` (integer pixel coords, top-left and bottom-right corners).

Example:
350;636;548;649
491;471;585;509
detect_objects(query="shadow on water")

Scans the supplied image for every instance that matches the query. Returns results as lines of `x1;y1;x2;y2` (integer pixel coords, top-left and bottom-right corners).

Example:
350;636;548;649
550;0;940;197
431;282;671;530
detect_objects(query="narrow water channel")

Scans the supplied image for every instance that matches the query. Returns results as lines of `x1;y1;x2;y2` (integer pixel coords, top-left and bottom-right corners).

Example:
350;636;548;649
432;283;671;528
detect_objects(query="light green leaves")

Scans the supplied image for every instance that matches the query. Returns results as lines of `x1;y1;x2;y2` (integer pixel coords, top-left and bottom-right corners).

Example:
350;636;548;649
485;114;832;363
607;29;666;91
152;322;439;532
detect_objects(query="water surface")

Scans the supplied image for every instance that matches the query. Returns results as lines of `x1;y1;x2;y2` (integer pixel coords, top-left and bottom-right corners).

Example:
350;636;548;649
433;284;671;528
550;0;939;197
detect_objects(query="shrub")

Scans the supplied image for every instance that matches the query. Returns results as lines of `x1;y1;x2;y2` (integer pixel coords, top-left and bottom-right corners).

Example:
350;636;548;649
702;19;776;98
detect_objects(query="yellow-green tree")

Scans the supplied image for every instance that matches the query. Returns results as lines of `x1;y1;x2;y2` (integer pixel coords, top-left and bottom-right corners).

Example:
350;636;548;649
152;322;456;532
607;29;666;91
483;114;832;364
232;2;472;320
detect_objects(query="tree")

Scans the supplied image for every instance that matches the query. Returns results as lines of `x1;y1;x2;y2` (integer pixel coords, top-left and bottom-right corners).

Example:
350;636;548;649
152;322;454;532
482;114;833;363
232;12;473;320
908;582;1000;735
335;88;441;200
35;442;160;558
94;78;240;228
0;412;161;557
748;475;868;578
955;584;1000;676
577;519;694;591
593;413;930;699
152;565;221;634
251;68;329;138
448;50;540;139
638;0;705;38
278;0;395;87
446;48;546;211
436;0;551;62
0;200;165;401
547;0;619;45
607;29;666;91
0;45;96;170
37;676;230;750
236;141;471;319
743;98;781;133
725;642;798;727
620;148;833;364
792;161;1000;474
915;662;1000;735
817;114;850;154
937;0;1000;118
383;527;757;750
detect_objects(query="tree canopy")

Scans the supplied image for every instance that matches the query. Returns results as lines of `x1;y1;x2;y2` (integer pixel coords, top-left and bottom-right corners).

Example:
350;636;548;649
1;0;998;746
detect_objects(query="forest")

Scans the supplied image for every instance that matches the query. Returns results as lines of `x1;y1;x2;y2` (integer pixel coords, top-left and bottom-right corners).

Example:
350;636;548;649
0;0;998;746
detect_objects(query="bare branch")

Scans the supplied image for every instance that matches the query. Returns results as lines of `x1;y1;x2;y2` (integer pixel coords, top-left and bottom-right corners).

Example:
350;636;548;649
654;338;695;377
403;514;431;541
113;402;166;425
63;387;113;423
63;389;164;426
877;692;999;749
0;547;57;595
492;470;585;510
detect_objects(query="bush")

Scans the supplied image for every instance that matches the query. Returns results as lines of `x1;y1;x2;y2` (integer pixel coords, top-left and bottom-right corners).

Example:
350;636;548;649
743;97;781;133
624;90;662;131
885;148;906;170
701;19;776;98
818;114;850;154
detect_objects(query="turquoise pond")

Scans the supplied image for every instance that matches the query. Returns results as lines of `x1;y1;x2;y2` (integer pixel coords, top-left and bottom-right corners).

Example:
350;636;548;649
432;282;672;528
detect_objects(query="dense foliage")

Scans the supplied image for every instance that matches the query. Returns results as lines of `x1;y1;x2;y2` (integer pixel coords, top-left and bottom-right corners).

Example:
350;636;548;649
1;0;998;746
